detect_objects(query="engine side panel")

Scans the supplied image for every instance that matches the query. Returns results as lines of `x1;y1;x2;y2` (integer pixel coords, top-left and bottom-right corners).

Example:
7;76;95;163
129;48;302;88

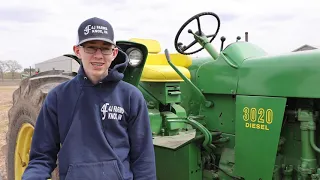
234;95;287;179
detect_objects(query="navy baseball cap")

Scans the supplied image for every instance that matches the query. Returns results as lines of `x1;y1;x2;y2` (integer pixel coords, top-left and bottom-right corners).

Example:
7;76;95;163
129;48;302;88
76;17;115;46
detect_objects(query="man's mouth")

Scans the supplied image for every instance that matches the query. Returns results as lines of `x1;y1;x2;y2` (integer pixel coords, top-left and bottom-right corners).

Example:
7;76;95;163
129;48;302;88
91;62;104;67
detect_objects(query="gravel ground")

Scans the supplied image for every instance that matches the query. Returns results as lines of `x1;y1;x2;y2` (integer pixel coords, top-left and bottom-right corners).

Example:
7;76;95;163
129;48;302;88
0;86;19;180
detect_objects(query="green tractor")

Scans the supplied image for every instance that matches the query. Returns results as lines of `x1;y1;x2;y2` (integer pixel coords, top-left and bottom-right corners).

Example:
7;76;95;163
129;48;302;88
6;11;320;180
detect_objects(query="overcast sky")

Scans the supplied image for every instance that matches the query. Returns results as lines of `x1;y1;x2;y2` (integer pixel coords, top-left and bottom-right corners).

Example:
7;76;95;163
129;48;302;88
0;0;319;69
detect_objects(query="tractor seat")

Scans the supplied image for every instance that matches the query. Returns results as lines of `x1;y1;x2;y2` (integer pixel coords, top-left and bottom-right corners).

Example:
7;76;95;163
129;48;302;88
129;38;192;82
141;53;192;82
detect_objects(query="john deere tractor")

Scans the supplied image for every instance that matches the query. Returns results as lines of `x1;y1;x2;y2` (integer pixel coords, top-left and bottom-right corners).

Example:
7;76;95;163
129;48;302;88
6;11;320;180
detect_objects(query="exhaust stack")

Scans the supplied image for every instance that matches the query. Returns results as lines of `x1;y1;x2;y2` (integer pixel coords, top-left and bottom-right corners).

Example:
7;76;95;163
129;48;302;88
245;32;248;42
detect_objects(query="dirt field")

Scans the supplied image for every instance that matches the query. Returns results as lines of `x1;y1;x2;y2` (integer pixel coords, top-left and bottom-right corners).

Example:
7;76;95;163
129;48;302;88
0;86;18;180
0;80;20;180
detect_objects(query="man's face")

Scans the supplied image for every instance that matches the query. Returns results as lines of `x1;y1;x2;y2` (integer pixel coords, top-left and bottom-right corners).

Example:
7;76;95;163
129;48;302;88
73;40;118;80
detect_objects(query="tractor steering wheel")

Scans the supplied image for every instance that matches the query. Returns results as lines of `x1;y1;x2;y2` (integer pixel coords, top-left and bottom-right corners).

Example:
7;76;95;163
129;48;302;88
174;12;221;55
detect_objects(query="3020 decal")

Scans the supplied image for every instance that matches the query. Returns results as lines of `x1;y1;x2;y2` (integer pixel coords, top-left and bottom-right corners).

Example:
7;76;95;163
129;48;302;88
242;107;273;131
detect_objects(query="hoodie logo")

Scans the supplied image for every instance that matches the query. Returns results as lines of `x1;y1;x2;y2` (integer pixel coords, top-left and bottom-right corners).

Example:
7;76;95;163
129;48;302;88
101;102;124;121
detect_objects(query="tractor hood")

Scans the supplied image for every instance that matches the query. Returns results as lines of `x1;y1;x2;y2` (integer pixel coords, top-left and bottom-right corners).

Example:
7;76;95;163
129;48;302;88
237;49;320;98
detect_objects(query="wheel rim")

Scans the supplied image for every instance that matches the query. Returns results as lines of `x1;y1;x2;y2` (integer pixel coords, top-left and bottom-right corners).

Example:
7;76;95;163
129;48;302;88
14;123;34;180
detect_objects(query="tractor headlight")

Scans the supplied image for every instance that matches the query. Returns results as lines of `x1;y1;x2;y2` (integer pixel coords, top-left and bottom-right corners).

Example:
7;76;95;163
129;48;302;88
126;48;143;67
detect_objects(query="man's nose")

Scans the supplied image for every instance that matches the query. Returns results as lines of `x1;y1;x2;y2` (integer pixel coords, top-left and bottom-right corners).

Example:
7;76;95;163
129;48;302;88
93;48;104;58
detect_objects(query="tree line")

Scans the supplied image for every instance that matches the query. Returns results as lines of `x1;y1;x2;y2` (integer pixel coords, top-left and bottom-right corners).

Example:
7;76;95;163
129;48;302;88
0;60;23;80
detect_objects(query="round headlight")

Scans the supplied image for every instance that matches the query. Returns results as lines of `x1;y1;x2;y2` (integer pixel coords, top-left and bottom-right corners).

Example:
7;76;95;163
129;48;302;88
126;48;143;67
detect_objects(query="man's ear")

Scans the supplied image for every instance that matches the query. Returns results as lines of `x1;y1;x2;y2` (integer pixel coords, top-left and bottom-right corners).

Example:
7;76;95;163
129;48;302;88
111;48;119;61
73;45;82;59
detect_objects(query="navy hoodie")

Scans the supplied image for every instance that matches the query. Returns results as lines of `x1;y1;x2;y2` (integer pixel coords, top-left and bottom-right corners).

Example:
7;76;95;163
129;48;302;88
22;50;157;180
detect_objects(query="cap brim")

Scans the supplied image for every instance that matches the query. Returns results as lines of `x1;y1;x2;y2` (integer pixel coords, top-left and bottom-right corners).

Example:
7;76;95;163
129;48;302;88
77;37;116;46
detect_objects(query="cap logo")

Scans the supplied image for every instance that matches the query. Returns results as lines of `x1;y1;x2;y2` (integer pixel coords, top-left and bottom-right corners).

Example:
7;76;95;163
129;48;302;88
84;25;109;36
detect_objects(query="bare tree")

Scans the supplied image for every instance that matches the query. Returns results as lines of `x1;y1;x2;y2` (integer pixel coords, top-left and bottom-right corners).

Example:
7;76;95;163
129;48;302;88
0;60;7;81
5;60;22;80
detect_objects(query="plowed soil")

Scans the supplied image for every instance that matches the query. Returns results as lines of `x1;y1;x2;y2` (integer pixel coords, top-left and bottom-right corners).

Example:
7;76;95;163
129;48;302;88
0;85;19;180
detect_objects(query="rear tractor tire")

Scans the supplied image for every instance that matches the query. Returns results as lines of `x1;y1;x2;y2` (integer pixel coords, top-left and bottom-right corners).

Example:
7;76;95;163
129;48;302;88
5;71;74;180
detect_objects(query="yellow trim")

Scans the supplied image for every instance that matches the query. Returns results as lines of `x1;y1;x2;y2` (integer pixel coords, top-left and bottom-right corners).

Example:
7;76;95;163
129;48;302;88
15;123;34;180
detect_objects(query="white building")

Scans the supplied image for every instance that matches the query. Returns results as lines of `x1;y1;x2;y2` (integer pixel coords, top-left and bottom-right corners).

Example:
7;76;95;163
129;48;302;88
35;55;80;73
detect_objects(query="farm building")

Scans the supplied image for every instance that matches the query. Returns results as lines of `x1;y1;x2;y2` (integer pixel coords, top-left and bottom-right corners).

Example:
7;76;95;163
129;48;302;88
292;44;318;52
35;55;80;73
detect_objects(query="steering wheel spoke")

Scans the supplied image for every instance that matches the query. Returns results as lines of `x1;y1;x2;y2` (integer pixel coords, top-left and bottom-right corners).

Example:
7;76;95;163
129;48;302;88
181;40;197;52
174;12;221;55
196;17;202;36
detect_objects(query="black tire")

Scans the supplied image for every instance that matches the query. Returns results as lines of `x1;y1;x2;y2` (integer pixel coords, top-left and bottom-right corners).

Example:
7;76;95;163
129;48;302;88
6;70;74;180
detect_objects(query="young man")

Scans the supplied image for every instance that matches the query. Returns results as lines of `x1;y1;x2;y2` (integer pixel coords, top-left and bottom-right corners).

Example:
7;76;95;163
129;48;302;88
22;17;157;180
